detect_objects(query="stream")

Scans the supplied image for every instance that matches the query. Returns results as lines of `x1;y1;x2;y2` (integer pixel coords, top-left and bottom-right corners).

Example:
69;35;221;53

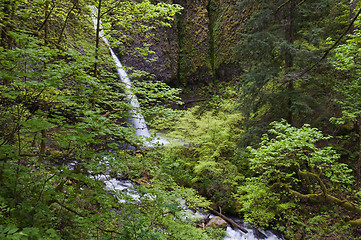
89;6;284;240
96;172;283;240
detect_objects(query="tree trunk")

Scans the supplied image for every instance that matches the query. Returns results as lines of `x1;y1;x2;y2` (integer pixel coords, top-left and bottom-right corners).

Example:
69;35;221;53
39;129;47;161
94;0;102;77
209;209;248;233
279;1;295;124
356;116;361;185
350;0;357;34
0;0;14;50
44;0;49;45
57;3;76;44
285;1;295;124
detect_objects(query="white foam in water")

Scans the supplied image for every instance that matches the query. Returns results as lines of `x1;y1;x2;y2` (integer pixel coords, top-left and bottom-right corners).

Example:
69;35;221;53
90;7;144;138
89;7;284;239
83;162;283;240
224;225;283;240
95;174;140;203
185;202;283;240
90;6;171;147
225;226;243;240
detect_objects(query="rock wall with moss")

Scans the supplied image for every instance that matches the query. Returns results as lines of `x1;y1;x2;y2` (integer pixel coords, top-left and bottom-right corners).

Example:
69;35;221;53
209;0;247;82
173;0;211;86
119;0;246;87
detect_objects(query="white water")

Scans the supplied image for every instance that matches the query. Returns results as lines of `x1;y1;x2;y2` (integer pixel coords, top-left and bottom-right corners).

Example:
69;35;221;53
100;175;283;240
89;7;283;239
224;226;283;240
90;6;151;139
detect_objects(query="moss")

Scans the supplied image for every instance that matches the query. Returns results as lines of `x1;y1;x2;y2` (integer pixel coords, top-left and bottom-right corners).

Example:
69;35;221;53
176;1;212;85
209;0;246;69
175;0;252;85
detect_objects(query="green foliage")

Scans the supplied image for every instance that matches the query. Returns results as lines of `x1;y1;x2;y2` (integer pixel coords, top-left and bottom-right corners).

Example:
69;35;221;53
3;0;360;239
235;0;349;140
304;211;354;239
0;0;214;239
235;120;354;229
235;178;296;227
132;79;183;127
161;92;244;210
328;17;361;182
248;120;353;187
330;23;361;124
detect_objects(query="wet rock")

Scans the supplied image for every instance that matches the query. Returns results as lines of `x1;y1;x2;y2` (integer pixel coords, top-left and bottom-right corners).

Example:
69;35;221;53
253;228;267;239
206;216;228;229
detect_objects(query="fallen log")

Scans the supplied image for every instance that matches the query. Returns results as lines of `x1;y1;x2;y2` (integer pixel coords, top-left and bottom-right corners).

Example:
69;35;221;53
183;99;208;104
209;209;248;234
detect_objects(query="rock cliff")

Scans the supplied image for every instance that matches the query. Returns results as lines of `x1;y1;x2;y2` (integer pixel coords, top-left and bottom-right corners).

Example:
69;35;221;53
119;0;246;87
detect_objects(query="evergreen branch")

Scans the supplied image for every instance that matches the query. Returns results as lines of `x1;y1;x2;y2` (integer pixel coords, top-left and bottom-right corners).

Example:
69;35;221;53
296;6;361;79
277;0;305;11
296;0;305;7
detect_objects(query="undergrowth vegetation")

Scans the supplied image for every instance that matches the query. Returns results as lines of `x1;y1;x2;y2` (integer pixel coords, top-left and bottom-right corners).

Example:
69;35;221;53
0;1;225;239
158;84;361;239
2;0;361;239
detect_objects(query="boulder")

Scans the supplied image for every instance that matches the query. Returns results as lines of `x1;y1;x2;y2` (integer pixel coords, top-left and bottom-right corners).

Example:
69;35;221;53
205;216;228;229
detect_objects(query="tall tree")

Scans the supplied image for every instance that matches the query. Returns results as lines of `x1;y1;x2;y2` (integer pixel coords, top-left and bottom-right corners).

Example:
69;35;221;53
0;1;197;239
351;0;357;33
330;11;361;182
235;0;349;142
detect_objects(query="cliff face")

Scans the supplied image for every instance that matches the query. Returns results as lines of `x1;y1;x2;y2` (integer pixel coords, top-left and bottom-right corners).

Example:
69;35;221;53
174;0;211;86
120;0;244;87
209;0;246;83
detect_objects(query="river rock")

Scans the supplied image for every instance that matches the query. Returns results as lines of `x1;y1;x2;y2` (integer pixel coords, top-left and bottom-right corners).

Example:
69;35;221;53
206;216;228;229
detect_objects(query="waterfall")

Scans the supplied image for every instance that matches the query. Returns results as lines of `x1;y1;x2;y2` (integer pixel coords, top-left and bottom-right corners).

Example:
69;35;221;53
89;6;151;140
88;7;283;240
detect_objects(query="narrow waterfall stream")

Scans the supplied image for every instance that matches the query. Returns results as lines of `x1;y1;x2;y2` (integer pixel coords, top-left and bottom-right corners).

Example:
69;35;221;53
89;7;283;240
90;6;151;140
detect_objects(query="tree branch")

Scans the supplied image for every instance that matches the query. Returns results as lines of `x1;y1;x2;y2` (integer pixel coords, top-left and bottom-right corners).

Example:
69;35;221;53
209;208;248;233
38;4;56;31
277;0;292;11
272;181;361;225
298;170;327;196
54;200;123;234
295;6;361;79
57;3;76;44
100;0;125;18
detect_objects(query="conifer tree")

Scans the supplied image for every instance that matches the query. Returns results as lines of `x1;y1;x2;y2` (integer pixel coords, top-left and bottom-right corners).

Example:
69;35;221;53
235;0;349;137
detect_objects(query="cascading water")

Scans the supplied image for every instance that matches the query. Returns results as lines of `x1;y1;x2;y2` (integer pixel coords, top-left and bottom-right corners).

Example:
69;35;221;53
89;6;283;240
98;173;284;240
90;6;151;140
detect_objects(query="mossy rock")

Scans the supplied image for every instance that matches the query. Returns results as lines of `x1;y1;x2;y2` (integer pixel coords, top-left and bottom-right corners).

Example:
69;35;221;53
206;216;228;229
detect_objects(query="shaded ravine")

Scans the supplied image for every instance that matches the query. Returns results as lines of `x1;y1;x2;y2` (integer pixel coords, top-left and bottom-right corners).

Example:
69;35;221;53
89;6;283;240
